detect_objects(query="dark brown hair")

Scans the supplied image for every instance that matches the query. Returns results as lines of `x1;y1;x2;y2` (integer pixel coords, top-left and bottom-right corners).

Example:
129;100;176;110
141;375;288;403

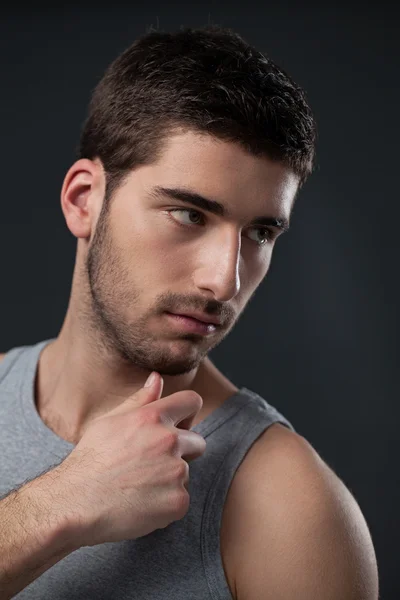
78;25;317;207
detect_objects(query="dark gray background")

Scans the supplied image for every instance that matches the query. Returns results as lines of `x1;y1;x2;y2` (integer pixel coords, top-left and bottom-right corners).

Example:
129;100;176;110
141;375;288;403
0;2;398;598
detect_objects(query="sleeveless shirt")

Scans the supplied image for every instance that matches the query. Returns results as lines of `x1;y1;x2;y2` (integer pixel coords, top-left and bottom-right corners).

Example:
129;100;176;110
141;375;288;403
0;339;295;599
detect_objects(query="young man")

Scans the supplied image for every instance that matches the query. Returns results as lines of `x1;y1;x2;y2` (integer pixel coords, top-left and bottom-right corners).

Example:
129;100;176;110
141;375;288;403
0;25;378;599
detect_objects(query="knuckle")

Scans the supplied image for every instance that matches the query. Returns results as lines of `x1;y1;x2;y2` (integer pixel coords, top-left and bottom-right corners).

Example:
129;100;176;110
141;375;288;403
160;430;179;452
171;490;190;517
136;406;162;426
191;392;203;408
177;390;202;410
172;460;189;481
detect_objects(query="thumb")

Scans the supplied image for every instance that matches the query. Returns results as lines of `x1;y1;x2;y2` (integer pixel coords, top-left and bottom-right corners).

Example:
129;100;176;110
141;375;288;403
128;370;164;408
88;373;165;427
107;371;164;418
142;371;164;401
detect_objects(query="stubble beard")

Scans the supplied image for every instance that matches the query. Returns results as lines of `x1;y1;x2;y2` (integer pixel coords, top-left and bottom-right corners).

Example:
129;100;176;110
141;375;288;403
83;200;223;376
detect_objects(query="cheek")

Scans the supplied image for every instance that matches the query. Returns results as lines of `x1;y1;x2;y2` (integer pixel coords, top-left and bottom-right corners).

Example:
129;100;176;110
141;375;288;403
119;222;191;282
240;241;273;278
158;244;194;280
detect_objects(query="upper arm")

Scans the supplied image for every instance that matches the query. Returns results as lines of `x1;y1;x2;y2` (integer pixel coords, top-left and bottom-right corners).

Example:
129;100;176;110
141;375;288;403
233;430;379;600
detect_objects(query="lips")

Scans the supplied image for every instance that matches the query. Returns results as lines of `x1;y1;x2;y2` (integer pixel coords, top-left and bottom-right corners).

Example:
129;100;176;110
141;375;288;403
165;312;217;335
169;311;221;326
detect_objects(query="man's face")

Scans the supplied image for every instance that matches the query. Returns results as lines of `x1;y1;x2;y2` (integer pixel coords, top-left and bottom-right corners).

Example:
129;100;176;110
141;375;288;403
86;130;298;376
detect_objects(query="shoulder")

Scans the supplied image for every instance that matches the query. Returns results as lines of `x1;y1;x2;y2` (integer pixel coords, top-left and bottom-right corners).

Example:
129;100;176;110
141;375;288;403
225;423;379;600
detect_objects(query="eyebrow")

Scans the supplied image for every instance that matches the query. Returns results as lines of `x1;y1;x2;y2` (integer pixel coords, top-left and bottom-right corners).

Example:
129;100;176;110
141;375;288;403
151;185;290;232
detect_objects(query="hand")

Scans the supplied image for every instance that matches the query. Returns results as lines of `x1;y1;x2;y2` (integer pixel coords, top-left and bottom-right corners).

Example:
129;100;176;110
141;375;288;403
52;372;206;547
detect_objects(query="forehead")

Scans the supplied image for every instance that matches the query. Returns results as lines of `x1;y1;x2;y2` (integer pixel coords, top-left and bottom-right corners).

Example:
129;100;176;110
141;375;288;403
147;129;299;217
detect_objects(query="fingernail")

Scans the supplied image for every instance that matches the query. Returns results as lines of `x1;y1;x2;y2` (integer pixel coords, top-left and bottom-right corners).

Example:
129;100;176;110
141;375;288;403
144;371;156;388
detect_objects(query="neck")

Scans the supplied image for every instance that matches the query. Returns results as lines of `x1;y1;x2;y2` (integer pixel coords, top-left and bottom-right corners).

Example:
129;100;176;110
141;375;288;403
34;259;238;444
35;303;238;446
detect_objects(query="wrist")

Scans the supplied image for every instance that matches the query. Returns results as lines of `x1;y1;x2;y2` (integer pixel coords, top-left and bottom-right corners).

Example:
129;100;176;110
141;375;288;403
20;469;84;555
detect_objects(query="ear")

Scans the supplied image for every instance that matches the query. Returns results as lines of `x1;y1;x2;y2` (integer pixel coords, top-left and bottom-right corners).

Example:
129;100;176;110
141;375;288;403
60;158;105;240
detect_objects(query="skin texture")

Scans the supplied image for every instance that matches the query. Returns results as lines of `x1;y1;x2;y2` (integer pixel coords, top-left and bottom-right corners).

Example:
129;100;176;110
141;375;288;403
221;423;380;600
0;129;379;599
34;128;298;444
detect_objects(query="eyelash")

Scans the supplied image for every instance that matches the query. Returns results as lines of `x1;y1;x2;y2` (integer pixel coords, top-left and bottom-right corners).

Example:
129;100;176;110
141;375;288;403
164;208;275;246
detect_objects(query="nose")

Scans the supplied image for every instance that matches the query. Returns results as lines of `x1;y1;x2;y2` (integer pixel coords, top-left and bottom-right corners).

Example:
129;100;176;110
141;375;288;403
193;229;241;302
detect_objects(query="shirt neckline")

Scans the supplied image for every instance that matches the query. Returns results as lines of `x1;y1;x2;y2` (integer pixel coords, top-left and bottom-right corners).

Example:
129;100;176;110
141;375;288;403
19;339;249;449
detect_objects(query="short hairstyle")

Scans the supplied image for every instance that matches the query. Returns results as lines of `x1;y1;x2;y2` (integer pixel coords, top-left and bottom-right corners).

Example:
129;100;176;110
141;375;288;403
78;25;317;207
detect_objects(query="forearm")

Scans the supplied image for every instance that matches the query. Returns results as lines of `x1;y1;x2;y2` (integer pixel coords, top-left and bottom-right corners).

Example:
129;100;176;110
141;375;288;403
0;474;79;599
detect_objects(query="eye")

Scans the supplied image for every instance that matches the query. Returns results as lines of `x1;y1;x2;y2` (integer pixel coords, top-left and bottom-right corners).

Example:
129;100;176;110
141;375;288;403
165;208;274;246
166;208;205;226
247;227;274;245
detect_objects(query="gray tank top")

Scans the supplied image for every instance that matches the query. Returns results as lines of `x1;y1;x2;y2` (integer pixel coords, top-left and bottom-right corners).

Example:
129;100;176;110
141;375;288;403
0;339;295;599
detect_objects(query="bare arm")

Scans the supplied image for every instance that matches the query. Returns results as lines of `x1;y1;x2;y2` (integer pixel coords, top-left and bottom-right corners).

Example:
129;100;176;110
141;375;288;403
230;428;379;600
0;472;80;600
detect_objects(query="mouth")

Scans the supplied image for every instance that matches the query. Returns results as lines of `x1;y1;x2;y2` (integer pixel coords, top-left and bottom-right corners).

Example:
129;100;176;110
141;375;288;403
168;310;221;326
164;312;219;335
